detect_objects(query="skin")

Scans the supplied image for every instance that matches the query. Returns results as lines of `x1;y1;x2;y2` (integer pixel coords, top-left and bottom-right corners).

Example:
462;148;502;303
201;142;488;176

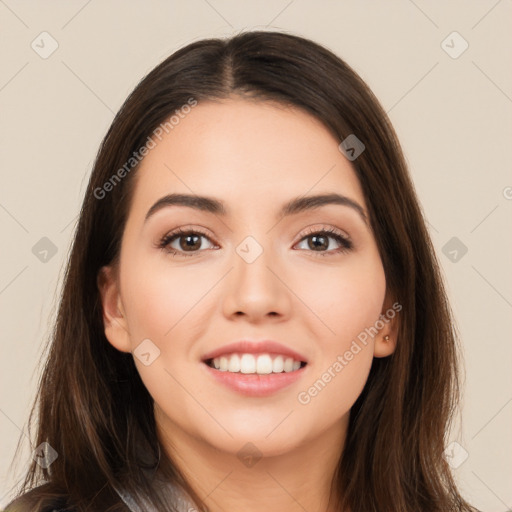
98;97;398;512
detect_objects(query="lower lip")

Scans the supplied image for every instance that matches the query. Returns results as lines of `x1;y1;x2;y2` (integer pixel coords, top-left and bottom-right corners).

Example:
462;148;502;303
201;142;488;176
201;362;307;397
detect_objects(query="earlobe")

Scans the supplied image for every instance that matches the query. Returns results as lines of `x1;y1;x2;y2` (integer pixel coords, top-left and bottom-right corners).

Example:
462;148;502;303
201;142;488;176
373;333;397;358
97;265;132;353
373;295;400;358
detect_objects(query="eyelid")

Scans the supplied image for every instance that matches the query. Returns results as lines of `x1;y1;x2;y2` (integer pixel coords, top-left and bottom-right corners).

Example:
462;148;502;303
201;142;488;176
157;224;353;257
156;226;218;256
293;225;353;254
296;224;351;242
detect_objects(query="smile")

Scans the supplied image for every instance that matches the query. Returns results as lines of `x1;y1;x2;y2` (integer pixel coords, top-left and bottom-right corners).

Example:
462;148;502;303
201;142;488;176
202;355;308;397
205;353;307;374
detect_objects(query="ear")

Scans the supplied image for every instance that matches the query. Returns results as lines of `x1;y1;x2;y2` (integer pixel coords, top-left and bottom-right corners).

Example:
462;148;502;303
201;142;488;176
97;264;131;353
373;292;400;358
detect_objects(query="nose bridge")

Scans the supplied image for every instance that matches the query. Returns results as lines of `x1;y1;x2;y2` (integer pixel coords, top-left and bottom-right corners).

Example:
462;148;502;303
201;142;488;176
222;232;290;319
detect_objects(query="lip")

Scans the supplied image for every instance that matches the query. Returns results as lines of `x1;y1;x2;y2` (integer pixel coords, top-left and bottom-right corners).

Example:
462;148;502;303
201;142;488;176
201;340;308;363
201;360;308;397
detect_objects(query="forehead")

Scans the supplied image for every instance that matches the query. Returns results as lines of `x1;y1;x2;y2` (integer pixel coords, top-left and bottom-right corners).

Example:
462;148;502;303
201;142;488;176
129;97;366;219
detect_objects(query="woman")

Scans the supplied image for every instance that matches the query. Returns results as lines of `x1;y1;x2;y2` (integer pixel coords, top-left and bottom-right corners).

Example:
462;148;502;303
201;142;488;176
5;30;479;512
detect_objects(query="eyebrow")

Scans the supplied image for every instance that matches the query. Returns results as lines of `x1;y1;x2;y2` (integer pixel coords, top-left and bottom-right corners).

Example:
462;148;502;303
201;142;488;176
144;192;368;225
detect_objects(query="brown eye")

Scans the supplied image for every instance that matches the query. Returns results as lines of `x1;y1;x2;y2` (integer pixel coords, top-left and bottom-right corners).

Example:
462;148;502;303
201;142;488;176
177;233;202;251
295;228;353;256
158;228;216;257
307;234;329;251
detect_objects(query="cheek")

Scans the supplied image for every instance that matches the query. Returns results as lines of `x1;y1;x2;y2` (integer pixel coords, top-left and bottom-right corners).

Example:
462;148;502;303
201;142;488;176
118;252;217;398
118;254;211;410
120;251;215;342
302;252;386;344
297;343;374;418
295;253;385;405
297;267;383;410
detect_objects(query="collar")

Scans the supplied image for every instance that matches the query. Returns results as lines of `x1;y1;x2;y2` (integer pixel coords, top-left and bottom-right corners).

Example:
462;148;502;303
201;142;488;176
112;479;198;512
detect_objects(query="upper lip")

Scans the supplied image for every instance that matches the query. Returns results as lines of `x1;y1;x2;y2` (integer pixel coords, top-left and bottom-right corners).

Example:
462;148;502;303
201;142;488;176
201;340;308;363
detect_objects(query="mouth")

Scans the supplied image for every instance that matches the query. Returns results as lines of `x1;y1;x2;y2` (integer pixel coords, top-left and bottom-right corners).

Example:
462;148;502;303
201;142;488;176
201;352;308;397
203;353;308;375
201;339;309;376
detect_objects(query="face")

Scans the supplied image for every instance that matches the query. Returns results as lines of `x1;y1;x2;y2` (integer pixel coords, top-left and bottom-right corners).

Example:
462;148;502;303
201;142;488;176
98;97;397;459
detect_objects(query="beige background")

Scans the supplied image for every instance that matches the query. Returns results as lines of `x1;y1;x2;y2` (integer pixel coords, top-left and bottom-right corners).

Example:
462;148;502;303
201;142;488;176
1;1;511;510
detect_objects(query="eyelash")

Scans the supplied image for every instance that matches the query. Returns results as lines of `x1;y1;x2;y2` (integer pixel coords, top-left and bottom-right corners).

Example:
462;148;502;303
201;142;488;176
157;226;353;258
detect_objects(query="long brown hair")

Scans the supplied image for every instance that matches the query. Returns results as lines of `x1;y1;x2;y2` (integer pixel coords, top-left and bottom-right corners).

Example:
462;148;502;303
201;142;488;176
5;30;478;512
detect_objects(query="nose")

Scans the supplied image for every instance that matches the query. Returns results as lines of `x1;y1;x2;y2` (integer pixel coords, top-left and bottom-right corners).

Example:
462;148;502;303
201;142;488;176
222;240;292;323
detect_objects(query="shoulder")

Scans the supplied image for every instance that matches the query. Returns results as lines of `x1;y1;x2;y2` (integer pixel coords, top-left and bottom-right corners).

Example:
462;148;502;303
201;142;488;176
3;484;130;512
3;497;72;512
3;485;75;512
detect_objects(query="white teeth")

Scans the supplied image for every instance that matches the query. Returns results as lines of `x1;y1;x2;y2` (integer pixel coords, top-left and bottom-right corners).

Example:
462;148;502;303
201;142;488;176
210;353;304;375
219;356;229;371
256;354;273;374
228;354;240;372
240;354;256;374
272;355;284;373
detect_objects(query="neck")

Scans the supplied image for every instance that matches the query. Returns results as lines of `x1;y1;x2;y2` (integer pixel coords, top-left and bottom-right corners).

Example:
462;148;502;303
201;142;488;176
157;414;348;512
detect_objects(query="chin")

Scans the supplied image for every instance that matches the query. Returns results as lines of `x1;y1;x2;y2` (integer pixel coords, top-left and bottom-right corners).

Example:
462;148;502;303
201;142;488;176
209;431;304;460
199;413;308;455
